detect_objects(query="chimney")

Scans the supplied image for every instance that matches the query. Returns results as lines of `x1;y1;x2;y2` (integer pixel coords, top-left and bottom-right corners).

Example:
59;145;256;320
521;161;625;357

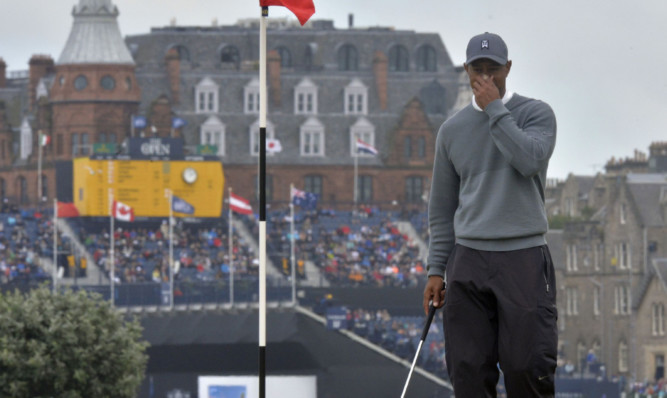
267;49;282;108
165;48;180;105
29;55;55;110
373;51;388;110
0;58;6;88
348;14;354;29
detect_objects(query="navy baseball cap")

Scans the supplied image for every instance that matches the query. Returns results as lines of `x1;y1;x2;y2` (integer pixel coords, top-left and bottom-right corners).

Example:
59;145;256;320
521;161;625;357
465;32;508;65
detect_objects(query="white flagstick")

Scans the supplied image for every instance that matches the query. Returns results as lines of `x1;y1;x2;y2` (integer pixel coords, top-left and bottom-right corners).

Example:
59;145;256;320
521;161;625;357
259;6;268;398
52;198;57;293
109;190;115;307
290;184;296;304
354;139;358;211
37;131;43;201
228;187;234;306
169;190;174;310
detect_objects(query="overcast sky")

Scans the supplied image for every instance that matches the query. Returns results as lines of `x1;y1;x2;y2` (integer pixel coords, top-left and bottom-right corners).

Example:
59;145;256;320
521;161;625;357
1;0;665;180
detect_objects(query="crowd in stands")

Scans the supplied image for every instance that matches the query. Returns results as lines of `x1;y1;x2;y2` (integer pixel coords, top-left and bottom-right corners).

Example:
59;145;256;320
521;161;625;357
78;220;258;285
266;206;428;287
0;209;54;285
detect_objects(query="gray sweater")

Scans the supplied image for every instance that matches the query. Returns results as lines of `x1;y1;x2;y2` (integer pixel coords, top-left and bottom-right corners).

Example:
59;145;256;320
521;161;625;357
426;93;557;278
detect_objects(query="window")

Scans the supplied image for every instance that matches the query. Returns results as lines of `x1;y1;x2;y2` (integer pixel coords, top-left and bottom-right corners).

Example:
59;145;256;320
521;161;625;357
195;77;219;114
304;175;323;196
200;116;225;156
74;75;88;91
19;176;28;204
304;43;315;70
244;78;260;114
418;137;426;158
593;286;601;316
344;79;368;115
619;341;629;372
594;243;603;271
294;78;318;115
41;175;48;200
109;133;116;144
71;133;79;156
405;176;423;203
80;133;89;156
337;44;358;71
358;175;373;202
388;45;409;72
221;45;240;69
349;118;375;157
567;244;578;271
300;118;324;157
566;287;579;315
416;45;436;72
577;341;587;371
404;137;412;159
254;174;273;202
620;203;627;224
616;242;631;270
98;133;107;143
276;46;291;67
653;303;665;336
614;285;630;315
249;120;275;156
100;75;115;91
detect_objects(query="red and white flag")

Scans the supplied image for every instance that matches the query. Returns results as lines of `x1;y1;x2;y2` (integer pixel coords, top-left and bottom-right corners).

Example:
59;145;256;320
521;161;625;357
112;200;135;222
230;193;253;215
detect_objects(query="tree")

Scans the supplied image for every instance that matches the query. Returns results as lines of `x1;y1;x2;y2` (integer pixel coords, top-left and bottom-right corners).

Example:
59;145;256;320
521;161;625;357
0;286;148;397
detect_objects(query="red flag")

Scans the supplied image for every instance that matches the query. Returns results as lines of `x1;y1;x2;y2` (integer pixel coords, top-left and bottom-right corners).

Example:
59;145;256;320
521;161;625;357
230;193;253;215
57;202;79;218
112;200;135;222
259;0;315;25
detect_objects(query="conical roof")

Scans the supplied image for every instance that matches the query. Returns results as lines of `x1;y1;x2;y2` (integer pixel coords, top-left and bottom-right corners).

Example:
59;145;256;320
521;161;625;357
57;0;134;65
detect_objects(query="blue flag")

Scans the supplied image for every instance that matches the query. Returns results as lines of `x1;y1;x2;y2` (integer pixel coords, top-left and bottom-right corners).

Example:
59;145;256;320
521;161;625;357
291;187;318;209
132;116;147;129
172;117;188;129
172;195;195;214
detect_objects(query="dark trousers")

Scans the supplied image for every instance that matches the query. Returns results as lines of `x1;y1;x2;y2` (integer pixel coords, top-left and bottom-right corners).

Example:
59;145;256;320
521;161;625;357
443;244;558;397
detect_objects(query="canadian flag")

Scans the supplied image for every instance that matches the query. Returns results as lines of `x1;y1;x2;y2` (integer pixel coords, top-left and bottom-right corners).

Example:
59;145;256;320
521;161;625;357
112;200;135;222
230;193;253;215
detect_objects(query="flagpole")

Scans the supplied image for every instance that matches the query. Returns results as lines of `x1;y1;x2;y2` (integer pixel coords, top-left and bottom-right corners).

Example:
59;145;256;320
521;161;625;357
53;198;57;293
228;187;234;306
109;190;115;307
169;190;174;310
259;6;269;398
290;184;296;305
37;130;43;203
354;143;359;212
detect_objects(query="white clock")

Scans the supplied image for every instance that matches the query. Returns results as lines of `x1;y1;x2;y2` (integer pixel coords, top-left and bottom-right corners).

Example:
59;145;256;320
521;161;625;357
182;167;198;184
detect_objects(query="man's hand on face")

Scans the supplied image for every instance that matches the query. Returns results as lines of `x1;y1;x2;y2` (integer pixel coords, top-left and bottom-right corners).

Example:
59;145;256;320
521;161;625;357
472;74;501;110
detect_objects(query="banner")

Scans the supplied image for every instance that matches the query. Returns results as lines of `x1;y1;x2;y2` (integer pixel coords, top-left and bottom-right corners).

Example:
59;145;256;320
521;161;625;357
172;195;195;214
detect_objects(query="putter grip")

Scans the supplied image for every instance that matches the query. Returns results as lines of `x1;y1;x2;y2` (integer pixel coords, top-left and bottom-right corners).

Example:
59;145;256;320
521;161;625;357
420;304;436;341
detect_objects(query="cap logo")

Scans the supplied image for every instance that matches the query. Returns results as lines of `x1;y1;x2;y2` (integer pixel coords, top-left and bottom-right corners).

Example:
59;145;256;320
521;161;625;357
481;39;489;49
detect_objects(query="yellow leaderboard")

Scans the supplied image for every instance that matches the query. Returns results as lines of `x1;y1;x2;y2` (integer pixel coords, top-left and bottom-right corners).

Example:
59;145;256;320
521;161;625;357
73;158;224;218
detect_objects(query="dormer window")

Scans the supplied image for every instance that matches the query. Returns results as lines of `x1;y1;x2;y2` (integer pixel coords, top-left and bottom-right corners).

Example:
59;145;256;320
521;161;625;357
250;119;275;156
195;77;219;114
244;78;261;114
349;118;375;157
200;116;225;156
300;117;324;156
294;78;318;115
344;79;368;115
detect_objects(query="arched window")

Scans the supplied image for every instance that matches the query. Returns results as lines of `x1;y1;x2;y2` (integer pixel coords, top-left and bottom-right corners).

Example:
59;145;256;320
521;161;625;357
338;44;358;71
388;45;409;72
276;46;292;68
221;46;240;69
174;45;190;61
18;176;28;204
416;45;436;72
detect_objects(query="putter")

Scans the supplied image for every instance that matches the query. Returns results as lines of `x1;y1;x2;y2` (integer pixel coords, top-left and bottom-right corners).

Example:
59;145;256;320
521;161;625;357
400;302;437;398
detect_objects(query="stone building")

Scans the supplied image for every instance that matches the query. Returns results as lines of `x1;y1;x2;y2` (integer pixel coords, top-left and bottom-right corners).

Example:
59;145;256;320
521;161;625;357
556;146;667;381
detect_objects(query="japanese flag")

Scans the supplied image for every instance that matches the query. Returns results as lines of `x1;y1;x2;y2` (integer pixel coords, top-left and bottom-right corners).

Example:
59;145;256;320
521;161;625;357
113;200;135;222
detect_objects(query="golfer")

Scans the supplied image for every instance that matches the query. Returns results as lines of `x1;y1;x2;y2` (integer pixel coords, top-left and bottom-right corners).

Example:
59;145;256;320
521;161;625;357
423;32;558;397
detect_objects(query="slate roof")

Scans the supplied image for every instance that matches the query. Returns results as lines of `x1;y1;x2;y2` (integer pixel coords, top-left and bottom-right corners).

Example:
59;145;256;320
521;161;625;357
626;173;667;227
125;21;465;166
58;0;134;65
